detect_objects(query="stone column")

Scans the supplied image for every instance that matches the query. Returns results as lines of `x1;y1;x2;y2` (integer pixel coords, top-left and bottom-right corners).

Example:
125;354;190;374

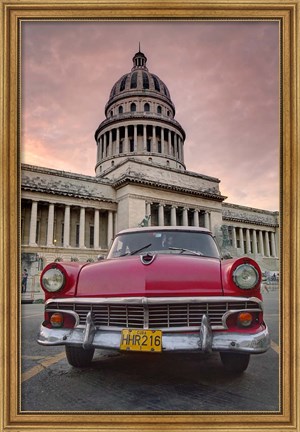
161;127;164;153
146;202;151;218
79;207;86;248
104;133;107;157
158;204;165;226
193;209;199;227
143;124;147;150
124;126;129;153
232;227;237;249
94;209;100;249
246;229;251;254
152;125;156;151
46;203;55;247
265;231;270;257
107;211;114;248
259;230;265;256
63;205;70;248
252;230;258;255
168;130;172;155
171;206;177;226
239;228;244;253
109;130;113;156
182;208;188;226
177;136;182;162
204;212;210;230
29;200;38;246
271;232;277;257
116;128;120;154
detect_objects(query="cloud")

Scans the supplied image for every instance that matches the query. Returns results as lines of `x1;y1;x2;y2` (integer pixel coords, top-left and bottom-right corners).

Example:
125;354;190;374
21;21;279;211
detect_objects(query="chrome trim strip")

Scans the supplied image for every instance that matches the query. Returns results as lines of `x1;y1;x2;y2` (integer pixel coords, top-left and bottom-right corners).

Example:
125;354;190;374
74;324;225;332
45;296;263;307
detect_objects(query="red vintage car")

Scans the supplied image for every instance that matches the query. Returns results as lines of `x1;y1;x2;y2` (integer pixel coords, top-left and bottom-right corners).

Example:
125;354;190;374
37;226;270;373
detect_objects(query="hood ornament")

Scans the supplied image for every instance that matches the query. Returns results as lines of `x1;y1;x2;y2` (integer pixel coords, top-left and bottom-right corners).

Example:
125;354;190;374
140;253;156;266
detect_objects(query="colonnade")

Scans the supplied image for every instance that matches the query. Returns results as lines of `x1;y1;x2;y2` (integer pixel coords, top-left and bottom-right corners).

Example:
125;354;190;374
25;199;115;249
97;124;184;162
145;202;211;229
232;226;277;258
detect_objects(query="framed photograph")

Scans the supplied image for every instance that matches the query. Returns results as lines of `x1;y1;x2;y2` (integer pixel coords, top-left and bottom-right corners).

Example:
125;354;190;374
0;1;299;431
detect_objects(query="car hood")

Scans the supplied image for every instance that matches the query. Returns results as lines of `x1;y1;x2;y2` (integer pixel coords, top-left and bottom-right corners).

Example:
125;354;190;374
76;254;223;297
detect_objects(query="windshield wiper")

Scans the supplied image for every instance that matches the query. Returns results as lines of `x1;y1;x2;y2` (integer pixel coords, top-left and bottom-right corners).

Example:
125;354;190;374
129;243;152;256
168;247;203;256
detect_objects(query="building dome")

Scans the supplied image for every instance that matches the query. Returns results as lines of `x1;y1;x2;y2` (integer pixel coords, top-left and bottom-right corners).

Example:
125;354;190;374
106;50;174;115
108;51;172;107
95;49;186;176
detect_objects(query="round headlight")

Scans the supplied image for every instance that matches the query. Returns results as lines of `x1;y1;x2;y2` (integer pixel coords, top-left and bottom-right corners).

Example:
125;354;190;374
233;264;259;289
42;268;65;292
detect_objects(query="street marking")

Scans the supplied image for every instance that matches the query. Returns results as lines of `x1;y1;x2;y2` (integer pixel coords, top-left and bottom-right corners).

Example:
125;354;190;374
21;351;65;383
271;340;280;354
22;355;46;360
22;313;43;319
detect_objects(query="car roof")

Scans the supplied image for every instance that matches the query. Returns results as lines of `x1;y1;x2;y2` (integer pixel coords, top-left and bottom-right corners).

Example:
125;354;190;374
116;226;212;235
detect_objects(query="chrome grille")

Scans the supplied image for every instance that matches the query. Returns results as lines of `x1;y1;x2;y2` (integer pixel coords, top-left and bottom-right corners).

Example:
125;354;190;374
46;299;261;330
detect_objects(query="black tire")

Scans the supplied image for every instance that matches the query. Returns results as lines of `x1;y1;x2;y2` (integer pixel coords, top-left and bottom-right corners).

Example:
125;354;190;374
220;352;250;373
65;346;95;368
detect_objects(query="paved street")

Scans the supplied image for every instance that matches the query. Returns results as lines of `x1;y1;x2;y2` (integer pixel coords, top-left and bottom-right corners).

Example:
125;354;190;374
21;287;280;412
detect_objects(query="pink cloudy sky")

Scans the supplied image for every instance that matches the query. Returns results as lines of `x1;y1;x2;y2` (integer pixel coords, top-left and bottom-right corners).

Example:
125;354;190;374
21;21;279;211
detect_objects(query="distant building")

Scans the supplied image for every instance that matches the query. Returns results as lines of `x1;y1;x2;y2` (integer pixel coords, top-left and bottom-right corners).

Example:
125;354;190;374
21;49;279;299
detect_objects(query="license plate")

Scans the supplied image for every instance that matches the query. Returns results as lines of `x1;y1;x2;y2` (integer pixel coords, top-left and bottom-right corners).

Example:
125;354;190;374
120;329;162;353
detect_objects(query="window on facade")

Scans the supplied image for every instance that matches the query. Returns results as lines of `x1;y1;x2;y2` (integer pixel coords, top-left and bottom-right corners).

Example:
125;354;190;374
119;141;123;153
119;75;127;92
118;106;123;114
130;103;136;112
147;139;151;152
130;72;137;88
144;103;150;112
130;139;134;152
158;141;162;153
110;110;113;117
164;85;170;98
61;222;64;245
157;105;162;114
76;224;80;247
36;220;40;244
153;75;160;92
90;226;94;248
142;72;149;89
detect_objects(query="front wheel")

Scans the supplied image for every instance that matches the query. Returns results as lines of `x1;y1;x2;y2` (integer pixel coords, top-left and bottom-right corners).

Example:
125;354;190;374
220;352;250;373
65;346;95;368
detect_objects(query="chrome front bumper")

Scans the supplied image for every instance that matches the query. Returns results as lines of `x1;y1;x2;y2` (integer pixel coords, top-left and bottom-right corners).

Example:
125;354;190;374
37;313;270;354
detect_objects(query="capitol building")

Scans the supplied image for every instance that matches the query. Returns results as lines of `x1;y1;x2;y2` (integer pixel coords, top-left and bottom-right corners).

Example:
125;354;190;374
21;49;279;298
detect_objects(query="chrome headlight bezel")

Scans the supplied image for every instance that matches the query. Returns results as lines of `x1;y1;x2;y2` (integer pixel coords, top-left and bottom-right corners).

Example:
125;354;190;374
41;267;65;292
233;264;259;290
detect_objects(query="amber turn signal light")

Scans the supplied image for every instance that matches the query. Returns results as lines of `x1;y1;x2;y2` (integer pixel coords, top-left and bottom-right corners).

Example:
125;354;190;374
50;312;64;328
237;312;253;327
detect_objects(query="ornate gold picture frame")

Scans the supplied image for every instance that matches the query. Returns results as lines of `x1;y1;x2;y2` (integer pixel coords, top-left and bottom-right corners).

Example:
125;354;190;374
0;1;299;431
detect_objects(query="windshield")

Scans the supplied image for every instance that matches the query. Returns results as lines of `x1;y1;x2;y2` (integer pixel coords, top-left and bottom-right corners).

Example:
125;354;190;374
107;230;220;259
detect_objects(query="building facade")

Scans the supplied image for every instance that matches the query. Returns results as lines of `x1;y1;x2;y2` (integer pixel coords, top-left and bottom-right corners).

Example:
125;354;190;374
21;49;279;299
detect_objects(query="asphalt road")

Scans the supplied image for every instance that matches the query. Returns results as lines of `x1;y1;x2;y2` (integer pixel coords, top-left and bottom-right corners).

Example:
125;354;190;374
21;286;280;412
